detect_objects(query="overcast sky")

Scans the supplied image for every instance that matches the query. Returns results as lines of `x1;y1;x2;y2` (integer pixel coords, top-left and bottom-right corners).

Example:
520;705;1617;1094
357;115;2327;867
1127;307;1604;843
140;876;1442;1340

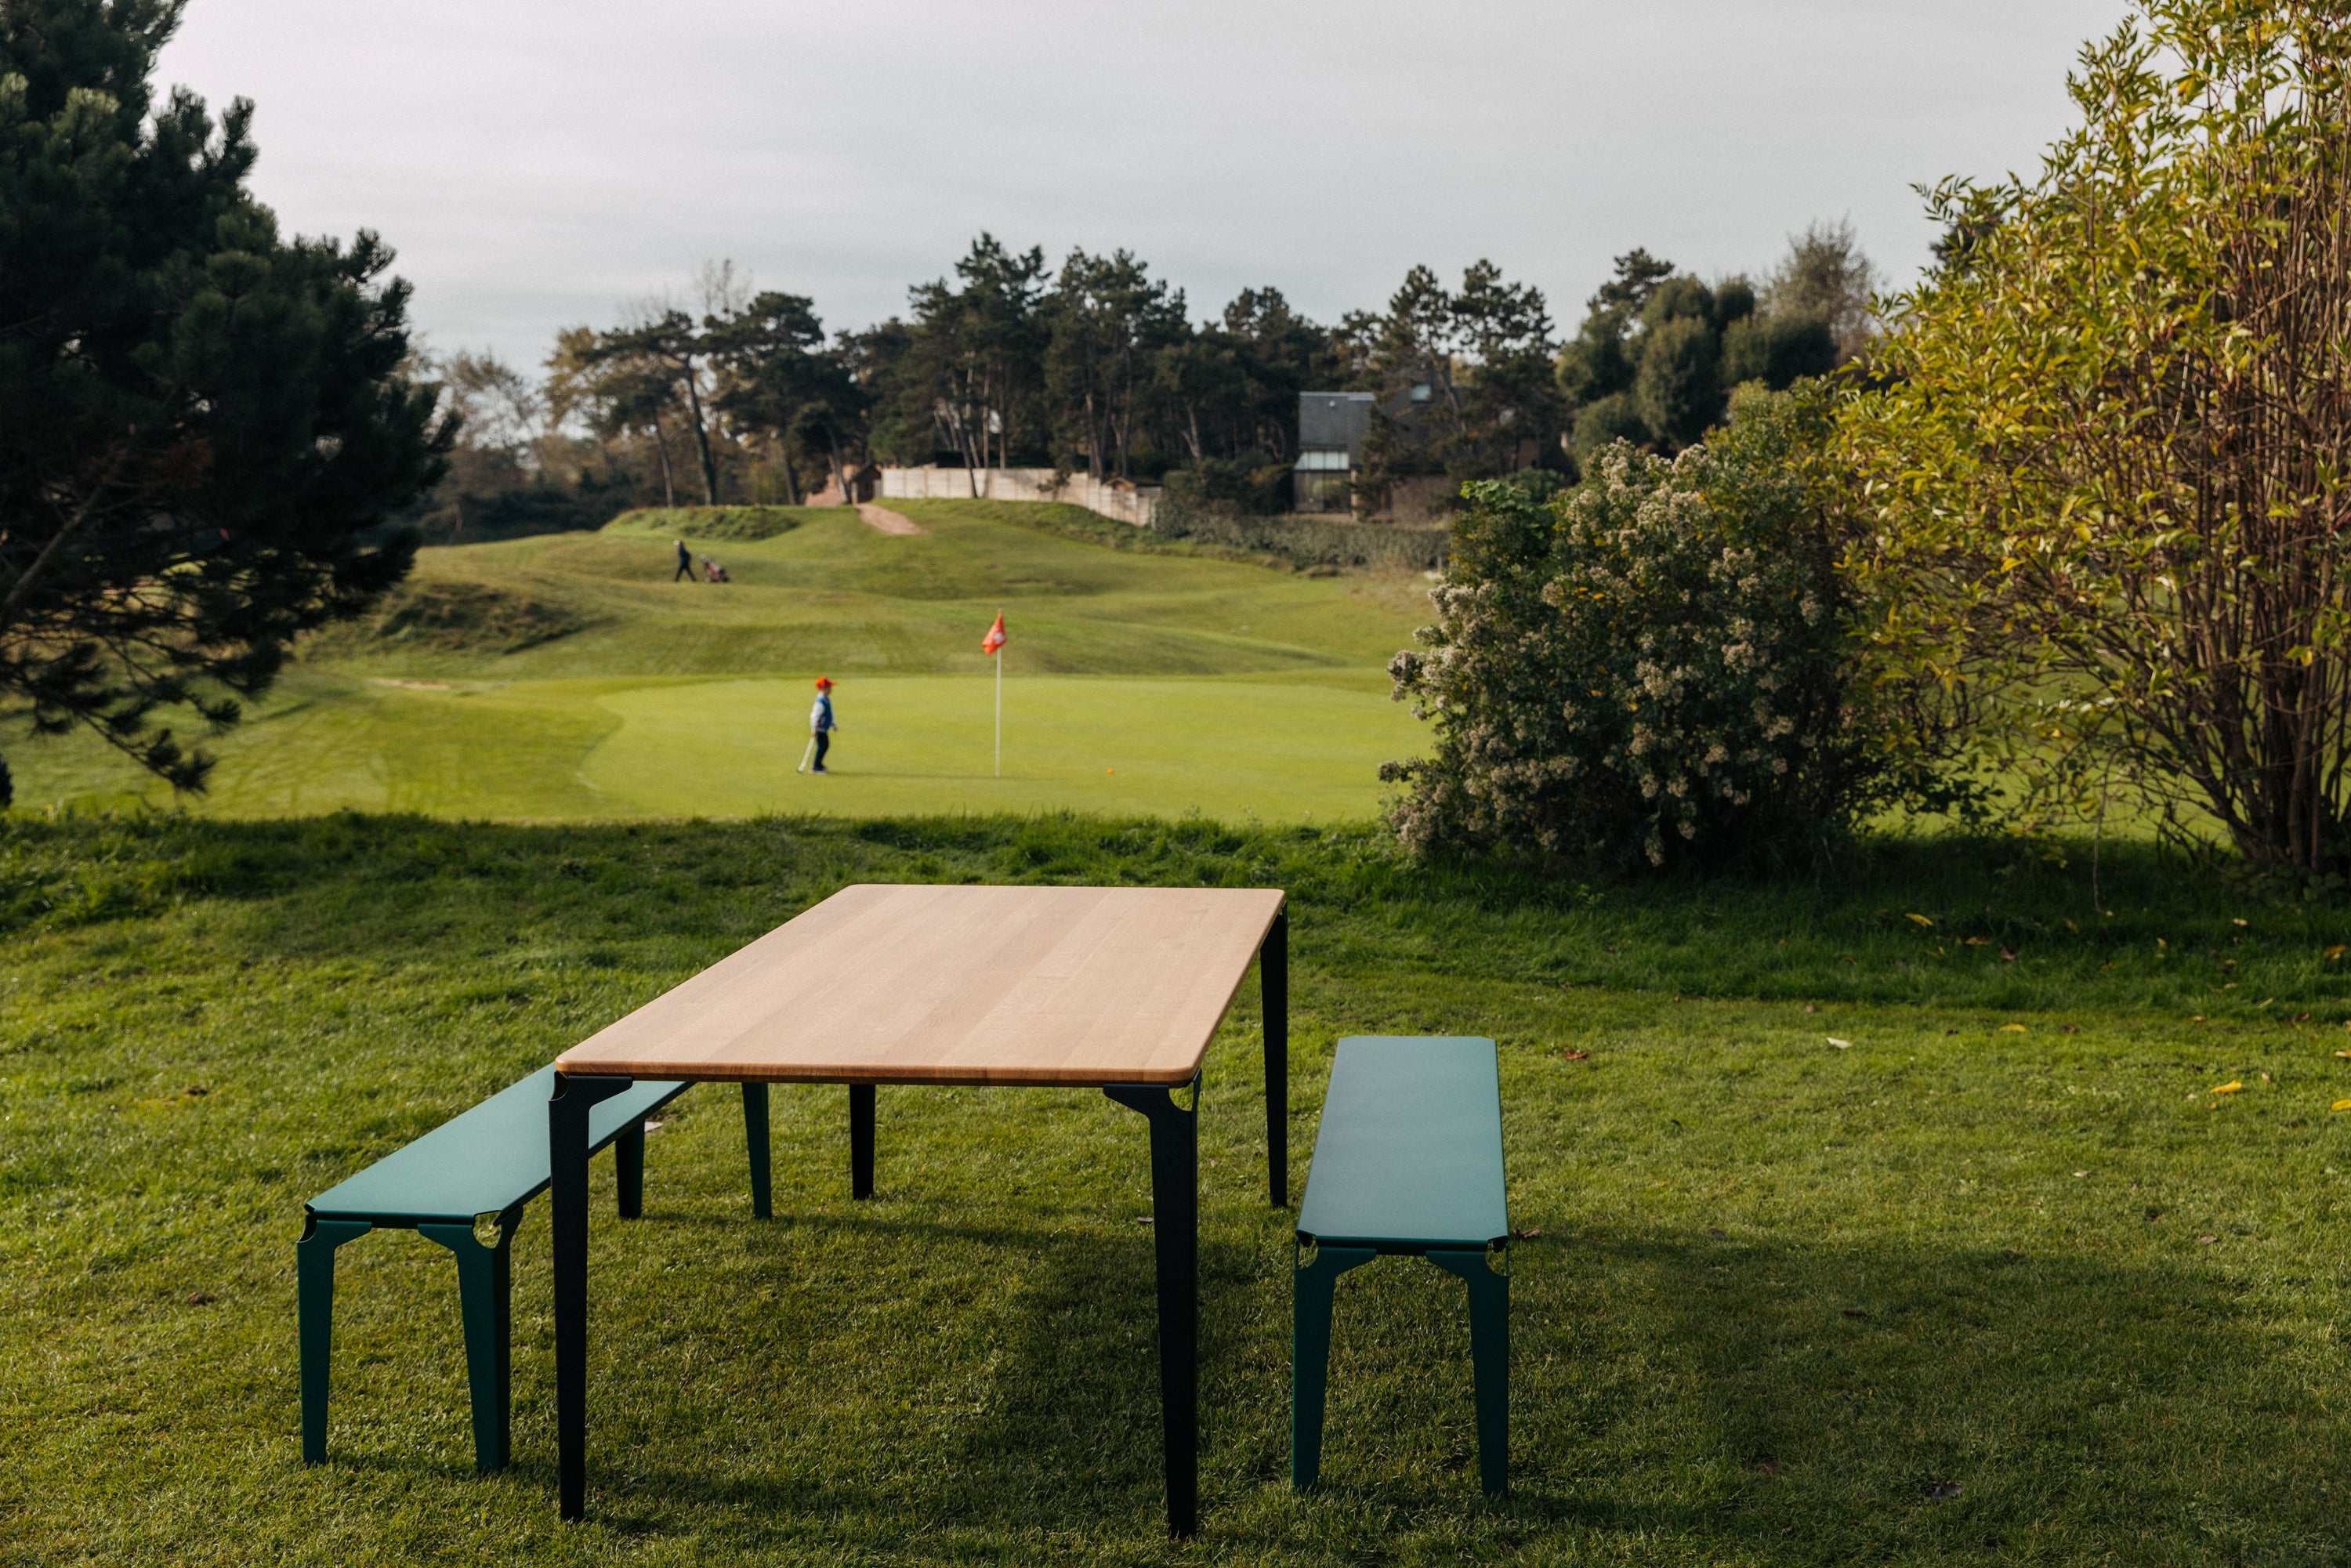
157;0;2137;370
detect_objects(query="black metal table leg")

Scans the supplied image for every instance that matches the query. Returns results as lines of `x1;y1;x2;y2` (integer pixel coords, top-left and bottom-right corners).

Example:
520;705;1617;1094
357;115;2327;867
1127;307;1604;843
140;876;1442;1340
1261;907;1288;1207
742;1083;772;1219
1105;1075;1201;1538
551;1071;632;1523
849;1084;875;1199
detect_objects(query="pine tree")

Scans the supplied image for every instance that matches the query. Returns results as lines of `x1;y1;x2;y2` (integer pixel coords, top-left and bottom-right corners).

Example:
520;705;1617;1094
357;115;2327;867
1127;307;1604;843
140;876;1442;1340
0;0;447;799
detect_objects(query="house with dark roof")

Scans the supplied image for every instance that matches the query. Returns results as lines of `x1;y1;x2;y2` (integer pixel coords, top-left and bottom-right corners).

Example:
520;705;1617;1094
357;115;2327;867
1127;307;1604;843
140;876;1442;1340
1292;391;1373;512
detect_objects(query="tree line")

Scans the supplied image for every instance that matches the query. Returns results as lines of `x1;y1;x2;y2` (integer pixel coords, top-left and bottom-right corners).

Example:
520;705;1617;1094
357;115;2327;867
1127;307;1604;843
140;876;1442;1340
1391;0;2351;885
422;225;1876;538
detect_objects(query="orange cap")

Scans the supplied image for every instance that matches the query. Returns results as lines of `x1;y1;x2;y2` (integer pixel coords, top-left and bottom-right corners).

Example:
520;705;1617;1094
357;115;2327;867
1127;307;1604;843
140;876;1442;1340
814;676;833;689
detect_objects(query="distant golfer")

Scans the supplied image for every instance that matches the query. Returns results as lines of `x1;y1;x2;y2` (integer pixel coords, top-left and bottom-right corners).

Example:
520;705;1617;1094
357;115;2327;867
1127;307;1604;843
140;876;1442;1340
808;676;838;773
673;538;693;581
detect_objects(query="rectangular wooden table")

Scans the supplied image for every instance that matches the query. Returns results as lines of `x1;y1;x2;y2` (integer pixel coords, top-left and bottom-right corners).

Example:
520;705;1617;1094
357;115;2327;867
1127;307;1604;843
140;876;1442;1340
545;882;1290;1537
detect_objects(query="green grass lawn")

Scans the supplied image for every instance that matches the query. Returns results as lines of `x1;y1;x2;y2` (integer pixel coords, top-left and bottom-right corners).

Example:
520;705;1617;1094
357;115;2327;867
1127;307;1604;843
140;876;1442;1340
6;812;2351;1564
5;668;1414;824
1;503;1432;823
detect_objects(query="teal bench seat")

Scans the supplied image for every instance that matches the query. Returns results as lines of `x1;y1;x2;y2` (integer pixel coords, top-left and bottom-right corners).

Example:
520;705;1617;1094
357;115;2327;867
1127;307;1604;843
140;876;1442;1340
1292;1035;1511;1495
299;1066;698;1472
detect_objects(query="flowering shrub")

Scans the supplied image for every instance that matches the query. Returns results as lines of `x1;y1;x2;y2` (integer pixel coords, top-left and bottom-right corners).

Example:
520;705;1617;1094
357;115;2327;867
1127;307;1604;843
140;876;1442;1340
1384;386;1936;871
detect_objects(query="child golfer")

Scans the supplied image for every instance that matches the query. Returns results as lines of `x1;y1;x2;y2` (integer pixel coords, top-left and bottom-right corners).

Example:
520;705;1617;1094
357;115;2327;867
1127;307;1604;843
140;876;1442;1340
807;676;838;773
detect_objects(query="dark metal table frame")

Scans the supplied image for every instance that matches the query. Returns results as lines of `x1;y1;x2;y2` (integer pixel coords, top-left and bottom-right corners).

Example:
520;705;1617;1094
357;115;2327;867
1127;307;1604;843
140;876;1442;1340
549;908;1288;1538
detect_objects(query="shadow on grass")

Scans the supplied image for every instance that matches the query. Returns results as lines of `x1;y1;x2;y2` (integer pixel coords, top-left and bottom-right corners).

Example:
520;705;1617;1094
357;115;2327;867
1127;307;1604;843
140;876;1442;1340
513;1210;2336;1559
1467;1226;2337;1559
14;810;2327;1020
505;1204;1265;1537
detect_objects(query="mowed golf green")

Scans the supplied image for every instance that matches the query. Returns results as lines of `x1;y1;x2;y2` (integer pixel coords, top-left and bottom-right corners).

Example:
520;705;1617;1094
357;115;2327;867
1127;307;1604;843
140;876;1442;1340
4;502;1435;821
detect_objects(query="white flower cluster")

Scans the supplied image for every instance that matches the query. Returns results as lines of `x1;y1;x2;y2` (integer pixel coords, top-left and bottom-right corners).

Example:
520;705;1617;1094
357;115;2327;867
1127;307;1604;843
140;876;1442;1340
1386;418;1864;871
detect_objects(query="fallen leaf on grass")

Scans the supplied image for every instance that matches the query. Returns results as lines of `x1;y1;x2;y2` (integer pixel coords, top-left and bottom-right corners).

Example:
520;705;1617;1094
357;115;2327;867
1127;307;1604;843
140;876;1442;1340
2210;1081;2244;1095
2328;944;2348;961
2074;1170;2089;1178
2334;1099;2351;1112
1705;1227;1728;1240
2261;1072;2273;1083
1906;914;1933;928
1559;1049;1591;1062
2199;1235;2219;1244
186;1291;215;1306
1927;1482;1964;1503
1964;936;1990;947
1512;1227;1542;1240
1828;1037;1853;1049
2000;1023;2028;1033
1803;1004;1819;1014
2060;1024;2078;1034
2000;947;2019;961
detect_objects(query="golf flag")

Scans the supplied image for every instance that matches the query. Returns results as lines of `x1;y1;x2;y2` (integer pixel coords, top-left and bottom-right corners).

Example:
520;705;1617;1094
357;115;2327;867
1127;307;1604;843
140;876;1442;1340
984;611;1007;777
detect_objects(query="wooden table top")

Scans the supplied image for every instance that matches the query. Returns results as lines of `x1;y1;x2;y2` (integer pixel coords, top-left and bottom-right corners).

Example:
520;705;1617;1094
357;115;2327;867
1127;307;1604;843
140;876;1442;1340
555;883;1287;1088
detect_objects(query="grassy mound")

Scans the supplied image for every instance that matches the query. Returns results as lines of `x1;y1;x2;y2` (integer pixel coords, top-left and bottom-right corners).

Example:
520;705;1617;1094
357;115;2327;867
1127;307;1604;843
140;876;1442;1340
4;813;2347;1563
614;505;812;542
303;580;589;658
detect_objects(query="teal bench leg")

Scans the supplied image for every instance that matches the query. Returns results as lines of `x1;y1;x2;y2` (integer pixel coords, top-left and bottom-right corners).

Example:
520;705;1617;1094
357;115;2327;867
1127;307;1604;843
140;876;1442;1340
1291;1242;1375;1490
298;1215;373;1465
742;1084;771;1219
616;1121;647;1219
421;1208;526;1472
1429;1248;1509;1496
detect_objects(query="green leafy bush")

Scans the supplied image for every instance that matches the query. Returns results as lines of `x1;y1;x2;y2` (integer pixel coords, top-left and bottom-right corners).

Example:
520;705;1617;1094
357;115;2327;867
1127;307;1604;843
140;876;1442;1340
1148;499;1447;571
1159;458;1293;516
1385;386;1944;871
1838;0;2351;881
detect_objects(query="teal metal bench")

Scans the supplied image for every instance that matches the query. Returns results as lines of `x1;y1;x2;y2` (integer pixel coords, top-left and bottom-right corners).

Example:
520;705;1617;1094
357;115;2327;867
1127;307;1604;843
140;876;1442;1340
299;1065;715;1472
1292;1035;1511;1496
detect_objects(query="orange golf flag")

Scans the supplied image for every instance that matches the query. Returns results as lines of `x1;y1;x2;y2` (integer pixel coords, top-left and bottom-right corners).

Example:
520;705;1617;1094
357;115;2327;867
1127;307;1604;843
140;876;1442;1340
981;612;1006;654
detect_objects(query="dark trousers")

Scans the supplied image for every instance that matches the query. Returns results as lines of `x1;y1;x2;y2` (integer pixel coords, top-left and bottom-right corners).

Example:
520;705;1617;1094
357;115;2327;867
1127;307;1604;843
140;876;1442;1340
673;559;692;581
813;732;831;768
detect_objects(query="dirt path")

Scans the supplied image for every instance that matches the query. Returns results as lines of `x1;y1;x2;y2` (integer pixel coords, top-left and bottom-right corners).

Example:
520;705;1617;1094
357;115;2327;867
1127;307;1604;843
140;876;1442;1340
856;503;922;536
